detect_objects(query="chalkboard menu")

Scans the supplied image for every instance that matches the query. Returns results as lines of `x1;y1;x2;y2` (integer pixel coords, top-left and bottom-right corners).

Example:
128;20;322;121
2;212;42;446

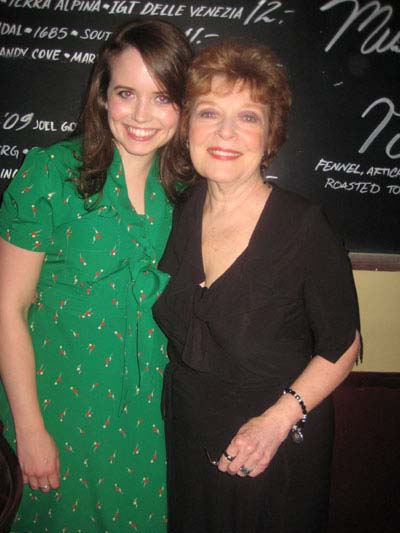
1;0;399;259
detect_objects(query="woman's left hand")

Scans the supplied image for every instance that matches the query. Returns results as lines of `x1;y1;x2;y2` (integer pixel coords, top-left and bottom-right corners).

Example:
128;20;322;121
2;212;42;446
217;407;292;478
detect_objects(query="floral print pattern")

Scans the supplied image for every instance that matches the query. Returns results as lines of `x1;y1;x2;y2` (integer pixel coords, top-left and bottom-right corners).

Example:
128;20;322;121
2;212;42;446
0;138;172;532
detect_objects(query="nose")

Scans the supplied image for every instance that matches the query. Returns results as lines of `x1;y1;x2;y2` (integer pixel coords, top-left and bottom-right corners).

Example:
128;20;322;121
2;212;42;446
131;98;151;123
217;115;236;139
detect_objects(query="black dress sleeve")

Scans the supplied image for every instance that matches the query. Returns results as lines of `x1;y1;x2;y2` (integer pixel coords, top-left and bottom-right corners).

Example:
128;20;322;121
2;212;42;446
158;202;184;276
303;206;360;363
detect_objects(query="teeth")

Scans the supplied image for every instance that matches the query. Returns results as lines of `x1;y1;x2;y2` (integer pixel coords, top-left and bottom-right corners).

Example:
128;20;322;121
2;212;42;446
208;149;240;157
127;127;157;138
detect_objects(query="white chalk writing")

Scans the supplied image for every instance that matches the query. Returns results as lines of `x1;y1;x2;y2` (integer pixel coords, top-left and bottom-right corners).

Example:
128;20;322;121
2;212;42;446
140;2;186;16
185;27;219;45
7;0;51;9
366;165;400;177
54;0;101;11
107;1;141;15
315;158;364;175
0;145;20;159
325;177;381;193
359;97;400;159
68;51;96;63
0;47;29;58
30;48;62;60
0;112;34;131
190;5;243;19
0;23;24;36
32;120;57;131
321;0;400;55
61;121;77;132
0;168;18;180
32;26;69;39
77;28;113;40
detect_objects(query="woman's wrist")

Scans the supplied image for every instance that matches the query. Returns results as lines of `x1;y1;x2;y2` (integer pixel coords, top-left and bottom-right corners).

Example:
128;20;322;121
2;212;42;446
14;412;46;437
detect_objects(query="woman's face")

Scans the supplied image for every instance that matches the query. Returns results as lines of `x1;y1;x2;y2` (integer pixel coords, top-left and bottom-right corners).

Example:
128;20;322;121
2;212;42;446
188;77;268;186
106;47;179;165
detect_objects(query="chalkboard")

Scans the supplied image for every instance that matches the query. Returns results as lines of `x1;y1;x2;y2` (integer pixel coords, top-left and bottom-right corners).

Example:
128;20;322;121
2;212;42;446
1;0;399;260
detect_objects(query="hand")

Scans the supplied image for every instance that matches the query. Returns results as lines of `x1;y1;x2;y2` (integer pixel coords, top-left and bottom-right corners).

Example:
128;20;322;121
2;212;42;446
217;407;292;478
16;428;60;492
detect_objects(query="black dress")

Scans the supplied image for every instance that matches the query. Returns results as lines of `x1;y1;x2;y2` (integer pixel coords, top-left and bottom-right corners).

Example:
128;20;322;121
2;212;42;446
153;182;360;533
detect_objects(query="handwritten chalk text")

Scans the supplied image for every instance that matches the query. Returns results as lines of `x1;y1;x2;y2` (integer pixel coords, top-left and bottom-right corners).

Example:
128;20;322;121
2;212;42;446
360;97;400;159
315;158;364;175
0;168;18;180
321;0;400;55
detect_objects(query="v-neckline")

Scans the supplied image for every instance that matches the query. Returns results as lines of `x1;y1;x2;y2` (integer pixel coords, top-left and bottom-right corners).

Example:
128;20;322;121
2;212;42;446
199;183;276;291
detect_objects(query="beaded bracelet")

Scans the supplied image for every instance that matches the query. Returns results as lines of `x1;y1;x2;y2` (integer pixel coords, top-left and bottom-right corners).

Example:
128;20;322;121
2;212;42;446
283;387;308;444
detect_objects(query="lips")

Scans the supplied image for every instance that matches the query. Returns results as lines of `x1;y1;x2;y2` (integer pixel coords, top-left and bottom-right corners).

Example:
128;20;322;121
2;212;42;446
207;147;242;160
126;125;158;141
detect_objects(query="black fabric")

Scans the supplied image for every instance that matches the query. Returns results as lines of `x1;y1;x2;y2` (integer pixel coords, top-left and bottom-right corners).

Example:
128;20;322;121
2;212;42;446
154;182;360;532
0;421;23;532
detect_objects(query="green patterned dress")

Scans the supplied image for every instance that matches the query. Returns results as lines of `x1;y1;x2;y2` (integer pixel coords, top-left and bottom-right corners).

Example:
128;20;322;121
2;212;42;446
0;137;172;532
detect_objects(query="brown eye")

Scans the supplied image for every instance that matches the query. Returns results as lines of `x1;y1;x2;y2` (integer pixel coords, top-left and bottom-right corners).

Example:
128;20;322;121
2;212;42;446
118;90;133;99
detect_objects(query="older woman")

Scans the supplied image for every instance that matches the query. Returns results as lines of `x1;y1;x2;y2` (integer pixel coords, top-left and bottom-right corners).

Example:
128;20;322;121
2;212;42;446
153;41;361;532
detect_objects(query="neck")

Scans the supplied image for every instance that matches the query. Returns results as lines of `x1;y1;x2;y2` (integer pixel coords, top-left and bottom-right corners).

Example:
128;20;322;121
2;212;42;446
205;175;269;214
121;154;154;188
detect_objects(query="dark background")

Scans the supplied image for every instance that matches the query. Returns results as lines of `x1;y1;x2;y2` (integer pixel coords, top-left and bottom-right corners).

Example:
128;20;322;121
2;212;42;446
1;0;399;253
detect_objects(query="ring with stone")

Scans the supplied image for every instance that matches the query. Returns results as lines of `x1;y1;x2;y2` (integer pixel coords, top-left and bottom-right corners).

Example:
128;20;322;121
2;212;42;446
239;465;252;476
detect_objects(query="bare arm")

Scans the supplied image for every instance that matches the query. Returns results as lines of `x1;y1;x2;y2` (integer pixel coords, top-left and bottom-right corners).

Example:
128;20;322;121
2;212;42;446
0;238;59;491
218;331;361;477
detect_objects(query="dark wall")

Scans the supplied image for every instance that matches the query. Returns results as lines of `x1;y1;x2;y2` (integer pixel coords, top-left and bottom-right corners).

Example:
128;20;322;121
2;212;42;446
1;0;399;253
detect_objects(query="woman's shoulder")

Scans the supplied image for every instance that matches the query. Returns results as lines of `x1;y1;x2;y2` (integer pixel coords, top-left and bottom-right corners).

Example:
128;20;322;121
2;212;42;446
2;138;83;211
34;136;83;169
266;183;324;232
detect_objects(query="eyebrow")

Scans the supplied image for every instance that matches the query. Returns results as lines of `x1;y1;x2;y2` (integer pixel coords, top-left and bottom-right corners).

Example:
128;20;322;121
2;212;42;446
195;98;265;110
112;84;167;95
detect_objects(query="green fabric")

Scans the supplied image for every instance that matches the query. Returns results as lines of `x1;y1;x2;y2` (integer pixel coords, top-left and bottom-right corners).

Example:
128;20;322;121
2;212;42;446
0;138;172;532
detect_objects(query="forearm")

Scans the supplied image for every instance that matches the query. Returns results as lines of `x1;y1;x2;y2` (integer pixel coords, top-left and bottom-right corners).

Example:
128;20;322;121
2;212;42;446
0;310;44;436
262;331;361;432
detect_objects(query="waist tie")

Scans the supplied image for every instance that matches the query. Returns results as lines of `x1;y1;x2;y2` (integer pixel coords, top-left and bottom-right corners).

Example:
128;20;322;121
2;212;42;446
118;257;170;415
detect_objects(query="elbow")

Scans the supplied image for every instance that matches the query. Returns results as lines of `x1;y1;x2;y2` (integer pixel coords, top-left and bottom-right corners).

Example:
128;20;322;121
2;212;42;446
338;330;362;375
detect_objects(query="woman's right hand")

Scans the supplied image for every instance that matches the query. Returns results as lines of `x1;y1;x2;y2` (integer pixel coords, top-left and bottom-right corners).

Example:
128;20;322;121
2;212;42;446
16;428;60;492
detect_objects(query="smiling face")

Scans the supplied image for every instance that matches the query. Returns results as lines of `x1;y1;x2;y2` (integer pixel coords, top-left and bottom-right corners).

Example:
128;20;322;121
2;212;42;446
188;77;269;187
106;46;179;167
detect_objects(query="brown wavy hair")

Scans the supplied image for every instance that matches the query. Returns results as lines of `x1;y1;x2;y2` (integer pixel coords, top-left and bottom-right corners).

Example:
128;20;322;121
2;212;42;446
168;40;292;196
74;19;192;200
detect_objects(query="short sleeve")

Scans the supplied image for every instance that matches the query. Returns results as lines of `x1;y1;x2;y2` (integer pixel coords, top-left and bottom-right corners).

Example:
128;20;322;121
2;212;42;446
303;206;360;363
0;148;54;252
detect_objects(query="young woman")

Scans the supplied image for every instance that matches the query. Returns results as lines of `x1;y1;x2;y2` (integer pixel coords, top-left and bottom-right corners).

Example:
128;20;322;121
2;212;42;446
0;19;192;531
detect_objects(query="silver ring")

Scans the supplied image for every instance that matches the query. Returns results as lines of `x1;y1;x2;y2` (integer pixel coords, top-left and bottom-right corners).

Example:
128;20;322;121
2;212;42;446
239;465;252;476
223;450;236;462
40;485;49;489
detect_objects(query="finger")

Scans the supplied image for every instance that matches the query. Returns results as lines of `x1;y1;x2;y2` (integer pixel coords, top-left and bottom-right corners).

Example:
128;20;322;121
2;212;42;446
29;476;40;491
37;476;51;492
217;445;239;472
23;473;29;485
226;439;256;475
237;464;253;477
48;470;60;489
